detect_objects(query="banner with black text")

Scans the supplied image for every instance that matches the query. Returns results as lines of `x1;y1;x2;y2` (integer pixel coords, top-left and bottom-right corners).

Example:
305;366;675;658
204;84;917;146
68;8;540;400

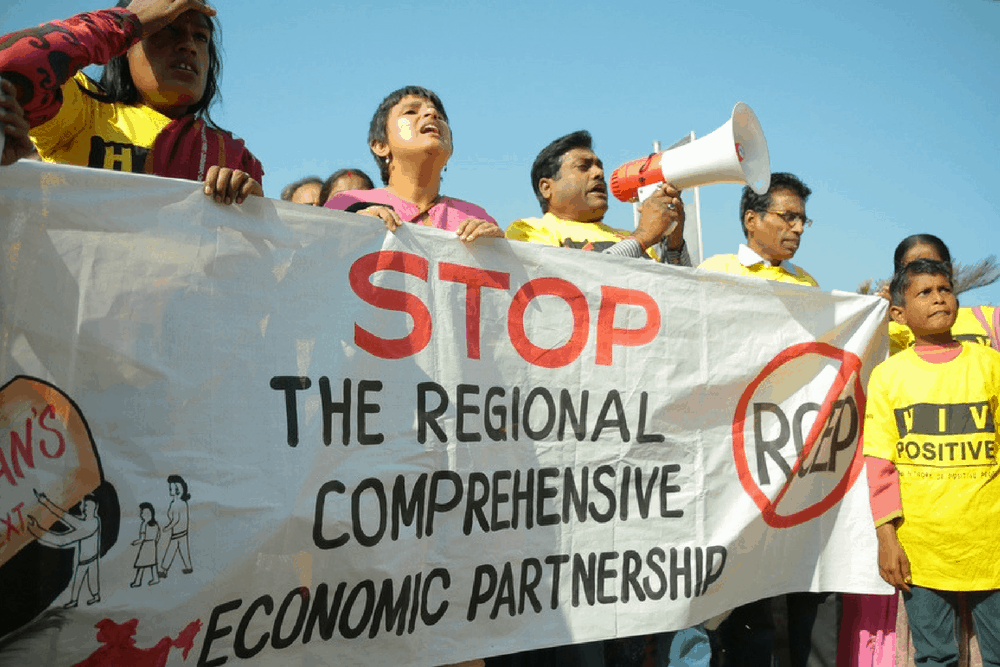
0;162;891;666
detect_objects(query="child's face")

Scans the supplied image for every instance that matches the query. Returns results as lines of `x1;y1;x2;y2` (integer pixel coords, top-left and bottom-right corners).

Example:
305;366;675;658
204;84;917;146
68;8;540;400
127;11;211;118
378;95;452;161
892;273;958;338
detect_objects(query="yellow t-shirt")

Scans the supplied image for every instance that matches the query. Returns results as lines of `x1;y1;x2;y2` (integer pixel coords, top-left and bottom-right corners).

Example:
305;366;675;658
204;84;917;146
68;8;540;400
30;72;173;174
506;212;659;260
698;253;819;287
862;343;1000;590
889;306;997;356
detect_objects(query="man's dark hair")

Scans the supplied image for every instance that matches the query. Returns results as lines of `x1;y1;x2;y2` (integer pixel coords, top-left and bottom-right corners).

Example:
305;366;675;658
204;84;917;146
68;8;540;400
368;86;448;185
319;168;375;204
890;258;953;307
892;234;952;274
531;130;593;213
280;176;323;202
88;0;224;127
739;172;812;239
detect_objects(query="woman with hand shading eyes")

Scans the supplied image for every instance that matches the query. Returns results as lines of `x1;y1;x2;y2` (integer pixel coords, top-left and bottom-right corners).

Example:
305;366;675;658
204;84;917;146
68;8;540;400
0;0;263;205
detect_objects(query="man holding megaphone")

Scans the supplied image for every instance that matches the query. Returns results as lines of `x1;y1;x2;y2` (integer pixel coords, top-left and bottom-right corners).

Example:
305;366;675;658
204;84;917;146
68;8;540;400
506;130;690;265
501;130;709;667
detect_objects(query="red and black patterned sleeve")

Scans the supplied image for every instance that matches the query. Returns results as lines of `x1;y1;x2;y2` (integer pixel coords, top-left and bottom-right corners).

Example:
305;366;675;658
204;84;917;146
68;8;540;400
0;9;142;128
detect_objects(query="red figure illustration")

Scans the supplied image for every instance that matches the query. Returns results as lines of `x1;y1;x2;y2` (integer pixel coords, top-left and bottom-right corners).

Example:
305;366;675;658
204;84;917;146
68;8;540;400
73;617;202;667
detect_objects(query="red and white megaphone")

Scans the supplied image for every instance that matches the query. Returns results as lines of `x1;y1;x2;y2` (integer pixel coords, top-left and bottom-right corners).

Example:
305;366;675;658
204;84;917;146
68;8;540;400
610;102;770;202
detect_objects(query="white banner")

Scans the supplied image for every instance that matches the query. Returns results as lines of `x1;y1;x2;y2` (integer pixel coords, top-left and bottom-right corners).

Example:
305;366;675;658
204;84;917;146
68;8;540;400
0;162;891;667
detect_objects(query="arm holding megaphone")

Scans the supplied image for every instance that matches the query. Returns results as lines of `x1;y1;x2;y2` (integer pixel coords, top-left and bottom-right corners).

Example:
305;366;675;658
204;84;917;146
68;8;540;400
632;181;685;254
0;78;32;166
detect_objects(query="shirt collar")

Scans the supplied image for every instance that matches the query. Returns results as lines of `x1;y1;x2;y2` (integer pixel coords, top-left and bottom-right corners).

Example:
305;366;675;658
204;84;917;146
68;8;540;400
737;243;800;276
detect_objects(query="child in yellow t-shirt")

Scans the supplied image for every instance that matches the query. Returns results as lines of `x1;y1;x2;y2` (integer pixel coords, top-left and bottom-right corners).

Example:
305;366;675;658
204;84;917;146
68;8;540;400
863;258;1000;665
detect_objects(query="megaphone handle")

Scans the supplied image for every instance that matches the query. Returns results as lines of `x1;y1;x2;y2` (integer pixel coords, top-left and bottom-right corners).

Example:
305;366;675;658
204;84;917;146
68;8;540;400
637;153;655;174
636;183;660;203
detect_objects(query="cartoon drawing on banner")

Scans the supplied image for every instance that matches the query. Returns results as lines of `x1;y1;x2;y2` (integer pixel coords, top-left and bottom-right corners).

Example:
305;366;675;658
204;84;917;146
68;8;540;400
0;375;121;638
159;475;193;577
26;490;102;607
73;617;202;667
130;502;160;588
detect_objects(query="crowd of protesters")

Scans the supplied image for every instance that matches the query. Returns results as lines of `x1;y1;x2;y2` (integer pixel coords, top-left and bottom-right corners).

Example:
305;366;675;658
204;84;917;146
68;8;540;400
1;2;997;667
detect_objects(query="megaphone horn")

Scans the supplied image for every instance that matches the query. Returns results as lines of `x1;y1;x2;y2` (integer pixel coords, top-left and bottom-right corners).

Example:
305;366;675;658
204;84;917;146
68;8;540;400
609;102;770;202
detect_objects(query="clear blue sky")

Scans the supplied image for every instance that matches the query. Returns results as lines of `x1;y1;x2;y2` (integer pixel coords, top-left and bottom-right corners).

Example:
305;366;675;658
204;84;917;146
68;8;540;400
4;0;999;304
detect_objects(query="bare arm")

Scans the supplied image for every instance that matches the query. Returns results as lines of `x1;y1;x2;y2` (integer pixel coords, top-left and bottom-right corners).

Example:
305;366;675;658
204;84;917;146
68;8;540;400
875;520;912;591
33;489;70;523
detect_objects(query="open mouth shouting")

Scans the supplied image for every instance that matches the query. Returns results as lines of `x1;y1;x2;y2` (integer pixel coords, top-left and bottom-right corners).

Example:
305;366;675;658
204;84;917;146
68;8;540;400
588;181;608;198
420;122;439;135
170;59;199;76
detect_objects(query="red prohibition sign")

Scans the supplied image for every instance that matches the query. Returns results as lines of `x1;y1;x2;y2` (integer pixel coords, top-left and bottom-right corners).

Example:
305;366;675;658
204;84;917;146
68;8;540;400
732;342;866;528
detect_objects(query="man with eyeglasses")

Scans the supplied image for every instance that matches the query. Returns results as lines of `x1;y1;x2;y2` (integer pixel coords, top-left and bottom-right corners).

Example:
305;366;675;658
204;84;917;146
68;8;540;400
699;172;818;286
699;172;838;667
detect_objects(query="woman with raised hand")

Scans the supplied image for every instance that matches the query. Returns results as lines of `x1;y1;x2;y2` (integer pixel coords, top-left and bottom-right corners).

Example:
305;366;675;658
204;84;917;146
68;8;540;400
0;0;262;205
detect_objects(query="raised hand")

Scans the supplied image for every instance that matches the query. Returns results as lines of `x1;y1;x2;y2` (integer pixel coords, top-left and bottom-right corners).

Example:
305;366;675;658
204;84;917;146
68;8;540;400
127;0;217;38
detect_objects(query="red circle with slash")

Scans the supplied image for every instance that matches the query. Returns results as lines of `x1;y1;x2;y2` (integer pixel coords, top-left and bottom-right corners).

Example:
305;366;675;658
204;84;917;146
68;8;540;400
732;342;866;528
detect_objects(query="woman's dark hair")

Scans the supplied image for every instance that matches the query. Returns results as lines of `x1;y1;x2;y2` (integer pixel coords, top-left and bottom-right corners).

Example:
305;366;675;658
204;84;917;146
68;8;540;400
139;501;158;527
368;86;448;185
280;176;323;201
319;168;375;204
87;0;224;127
167;474;191;502
892;234;951;273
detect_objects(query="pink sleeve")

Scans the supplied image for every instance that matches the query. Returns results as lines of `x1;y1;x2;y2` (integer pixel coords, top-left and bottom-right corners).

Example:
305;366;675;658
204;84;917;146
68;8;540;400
0;9;142;127
865;455;902;526
452;199;496;224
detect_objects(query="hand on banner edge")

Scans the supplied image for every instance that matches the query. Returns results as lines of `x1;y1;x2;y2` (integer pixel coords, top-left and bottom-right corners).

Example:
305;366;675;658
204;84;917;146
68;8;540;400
0;79;34;166
456;217;504;242
203;166;262;206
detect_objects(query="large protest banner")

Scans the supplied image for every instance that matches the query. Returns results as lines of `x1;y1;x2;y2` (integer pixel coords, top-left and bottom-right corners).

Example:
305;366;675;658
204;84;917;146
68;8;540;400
0;162;892;666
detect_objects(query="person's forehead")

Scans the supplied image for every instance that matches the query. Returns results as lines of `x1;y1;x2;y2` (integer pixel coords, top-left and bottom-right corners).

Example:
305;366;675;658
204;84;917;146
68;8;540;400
392;95;435;112
174;10;213;32
559;147;601;168
769;188;803;210
337;174;366;186
907;272;949;291
904;243;941;261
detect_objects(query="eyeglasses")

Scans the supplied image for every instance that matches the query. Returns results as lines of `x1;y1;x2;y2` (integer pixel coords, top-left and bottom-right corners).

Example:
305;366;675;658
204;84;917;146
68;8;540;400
765;210;812;228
